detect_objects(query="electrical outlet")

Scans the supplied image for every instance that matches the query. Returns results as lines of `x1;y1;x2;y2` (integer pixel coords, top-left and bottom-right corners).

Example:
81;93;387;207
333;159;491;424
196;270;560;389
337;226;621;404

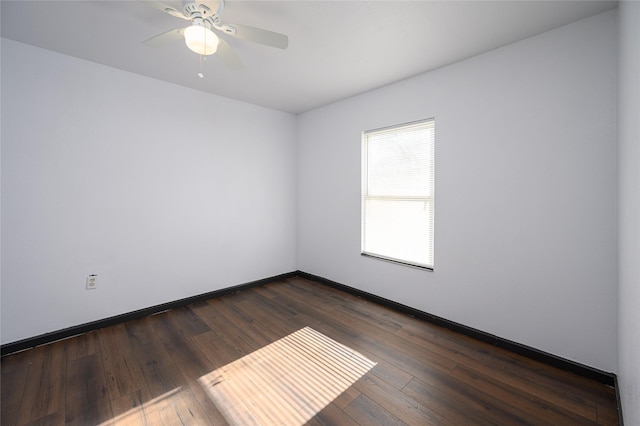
86;274;98;290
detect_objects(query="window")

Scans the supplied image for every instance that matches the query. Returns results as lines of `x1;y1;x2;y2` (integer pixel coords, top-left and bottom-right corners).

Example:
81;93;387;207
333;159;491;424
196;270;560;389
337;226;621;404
361;119;435;269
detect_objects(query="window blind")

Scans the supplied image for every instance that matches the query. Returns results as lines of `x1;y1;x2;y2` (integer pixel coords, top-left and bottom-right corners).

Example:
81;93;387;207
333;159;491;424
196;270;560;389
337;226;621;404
362;119;435;269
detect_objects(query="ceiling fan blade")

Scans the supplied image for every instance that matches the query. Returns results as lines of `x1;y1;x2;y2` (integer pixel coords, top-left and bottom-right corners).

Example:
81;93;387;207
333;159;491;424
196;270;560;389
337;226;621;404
219;23;288;49
143;28;186;48
216;38;244;70
150;2;189;20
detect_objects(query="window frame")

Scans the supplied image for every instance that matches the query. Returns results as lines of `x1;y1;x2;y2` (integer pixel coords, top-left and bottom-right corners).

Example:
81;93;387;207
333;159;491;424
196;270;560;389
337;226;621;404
361;118;435;270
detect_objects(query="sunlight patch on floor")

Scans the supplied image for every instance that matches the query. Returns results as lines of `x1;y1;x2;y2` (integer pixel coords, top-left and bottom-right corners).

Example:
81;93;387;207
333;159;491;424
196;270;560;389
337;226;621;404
198;326;376;425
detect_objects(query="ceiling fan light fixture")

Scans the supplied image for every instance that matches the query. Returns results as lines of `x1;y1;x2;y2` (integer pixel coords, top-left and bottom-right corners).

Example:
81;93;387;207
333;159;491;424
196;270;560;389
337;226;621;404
184;24;219;55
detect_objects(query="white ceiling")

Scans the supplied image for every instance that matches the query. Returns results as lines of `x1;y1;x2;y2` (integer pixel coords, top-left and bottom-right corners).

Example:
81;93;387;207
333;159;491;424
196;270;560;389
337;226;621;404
1;0;618;114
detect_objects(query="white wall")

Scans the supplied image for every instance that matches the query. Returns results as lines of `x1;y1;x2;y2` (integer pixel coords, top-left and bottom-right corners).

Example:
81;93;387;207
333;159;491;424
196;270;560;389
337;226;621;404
618;2;640;424
1;39;297;344
297;11;618;372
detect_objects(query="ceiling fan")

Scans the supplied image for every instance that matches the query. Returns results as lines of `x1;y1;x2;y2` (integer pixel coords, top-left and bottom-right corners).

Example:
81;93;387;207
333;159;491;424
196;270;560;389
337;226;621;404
143;0;289;70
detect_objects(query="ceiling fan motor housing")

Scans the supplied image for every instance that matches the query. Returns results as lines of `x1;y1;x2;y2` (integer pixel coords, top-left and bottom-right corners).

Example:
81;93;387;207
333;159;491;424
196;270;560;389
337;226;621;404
183;2;222;25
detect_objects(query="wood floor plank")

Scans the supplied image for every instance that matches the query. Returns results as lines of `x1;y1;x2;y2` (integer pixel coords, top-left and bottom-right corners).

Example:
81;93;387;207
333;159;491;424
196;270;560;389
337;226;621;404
191;330;244;368
0;277;619;425
108;389;159;426
13;347;46;426
168;306;211;337
306;402;356;426
343;394;409;426
235;292;301;338
333;297;405;334
65;331;100;362
202;297;272;352
151;312;214;378
1;364;30;426
161;384;222;425
97;324;147;399
1;350;34;375
149;311;230;424
332;385;361;410
123;316;158;347
597;399;621;425
65;354;112;426
134;338;185;396
182;380;231;426
22;412;65;426
14;341;66;425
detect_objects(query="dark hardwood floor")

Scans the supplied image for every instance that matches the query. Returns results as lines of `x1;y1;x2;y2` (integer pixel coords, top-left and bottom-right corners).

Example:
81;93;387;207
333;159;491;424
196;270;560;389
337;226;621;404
1;276;619;425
